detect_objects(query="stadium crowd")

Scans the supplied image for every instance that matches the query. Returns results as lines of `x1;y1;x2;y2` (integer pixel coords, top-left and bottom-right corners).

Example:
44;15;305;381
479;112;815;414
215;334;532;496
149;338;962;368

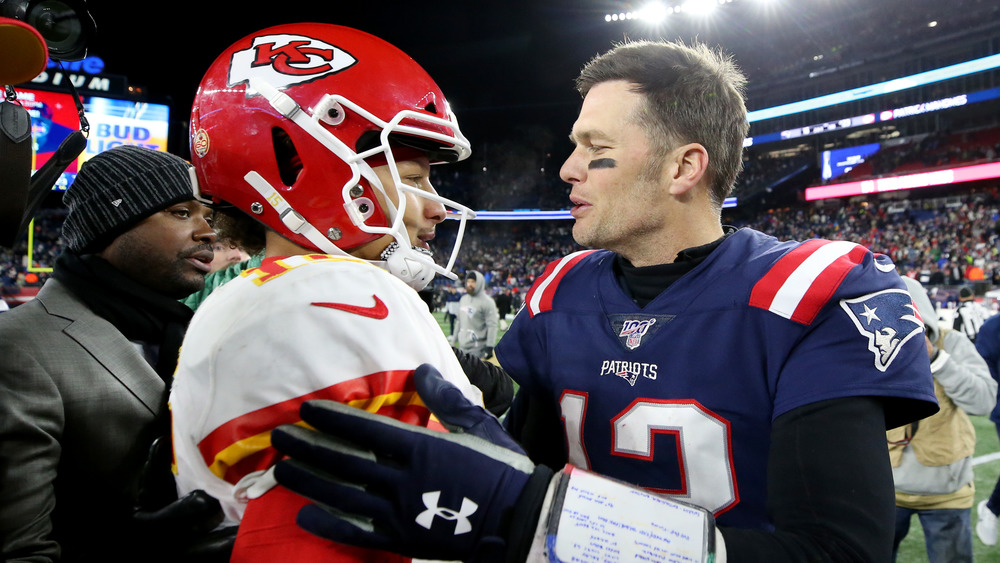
4;188;1000;315
4;125;1000;312
425;189;1000;304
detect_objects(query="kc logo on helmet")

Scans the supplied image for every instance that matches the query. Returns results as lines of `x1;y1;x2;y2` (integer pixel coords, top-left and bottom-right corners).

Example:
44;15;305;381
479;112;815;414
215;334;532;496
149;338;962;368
228;33;358;91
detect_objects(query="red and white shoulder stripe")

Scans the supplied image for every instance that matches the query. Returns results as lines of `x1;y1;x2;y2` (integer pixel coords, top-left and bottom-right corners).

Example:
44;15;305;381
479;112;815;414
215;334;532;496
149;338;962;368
749;239;870;325
525;250;598;317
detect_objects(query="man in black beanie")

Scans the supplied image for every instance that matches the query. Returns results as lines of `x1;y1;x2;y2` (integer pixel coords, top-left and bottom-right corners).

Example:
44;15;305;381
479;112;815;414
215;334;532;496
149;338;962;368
0;145;225;562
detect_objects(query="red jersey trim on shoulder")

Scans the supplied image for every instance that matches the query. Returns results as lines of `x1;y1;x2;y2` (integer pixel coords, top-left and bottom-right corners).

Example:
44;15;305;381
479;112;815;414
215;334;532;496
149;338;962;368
749;239;869;325
197;370;431;485
525;250;598;317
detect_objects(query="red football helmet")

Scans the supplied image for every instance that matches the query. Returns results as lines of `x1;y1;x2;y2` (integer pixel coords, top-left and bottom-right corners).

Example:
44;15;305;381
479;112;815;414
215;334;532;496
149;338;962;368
189;23;474;289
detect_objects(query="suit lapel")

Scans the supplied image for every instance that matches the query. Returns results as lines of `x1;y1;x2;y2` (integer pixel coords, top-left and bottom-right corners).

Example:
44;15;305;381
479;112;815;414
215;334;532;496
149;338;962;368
39;279;166;415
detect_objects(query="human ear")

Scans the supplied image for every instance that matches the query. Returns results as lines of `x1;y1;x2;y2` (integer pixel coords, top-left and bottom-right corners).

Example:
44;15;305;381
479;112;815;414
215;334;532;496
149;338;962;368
666;143;709;196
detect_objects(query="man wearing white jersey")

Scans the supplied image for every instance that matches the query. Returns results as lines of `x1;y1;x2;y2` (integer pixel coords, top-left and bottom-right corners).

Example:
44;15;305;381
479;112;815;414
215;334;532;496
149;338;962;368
169;23;484;562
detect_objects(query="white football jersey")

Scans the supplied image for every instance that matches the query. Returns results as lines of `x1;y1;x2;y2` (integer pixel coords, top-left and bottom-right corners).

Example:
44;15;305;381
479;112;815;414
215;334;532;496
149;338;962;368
170;254;483;524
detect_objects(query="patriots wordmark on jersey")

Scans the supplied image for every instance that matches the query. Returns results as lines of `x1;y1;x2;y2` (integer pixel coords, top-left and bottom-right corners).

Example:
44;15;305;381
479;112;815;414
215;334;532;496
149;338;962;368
497;228;936;529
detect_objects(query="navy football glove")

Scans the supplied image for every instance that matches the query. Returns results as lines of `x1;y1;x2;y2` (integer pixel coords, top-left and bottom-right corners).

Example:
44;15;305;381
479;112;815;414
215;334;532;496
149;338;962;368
271;364;551;562
412;363;521;450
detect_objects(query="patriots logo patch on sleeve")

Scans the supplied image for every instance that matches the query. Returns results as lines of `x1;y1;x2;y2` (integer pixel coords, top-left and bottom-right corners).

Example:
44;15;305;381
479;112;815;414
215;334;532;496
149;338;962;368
840;289;924;372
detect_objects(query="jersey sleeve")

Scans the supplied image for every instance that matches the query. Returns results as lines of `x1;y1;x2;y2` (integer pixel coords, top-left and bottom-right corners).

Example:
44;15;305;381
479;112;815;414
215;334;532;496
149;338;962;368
755;246;938;427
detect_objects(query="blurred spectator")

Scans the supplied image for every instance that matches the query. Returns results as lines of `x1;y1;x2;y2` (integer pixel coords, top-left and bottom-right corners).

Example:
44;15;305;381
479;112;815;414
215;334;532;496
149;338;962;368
975;313;1000;545
495;287;513;328
953;286;993;344
208;238;251;274
889;277;997;562
443;284;461;334
452;270;499;361
179;253;264;313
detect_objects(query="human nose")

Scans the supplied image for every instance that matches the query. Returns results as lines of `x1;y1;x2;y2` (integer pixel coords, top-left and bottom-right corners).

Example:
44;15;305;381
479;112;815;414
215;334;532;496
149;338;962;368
195;215;217;245
421;183;447;225
560;149;585;185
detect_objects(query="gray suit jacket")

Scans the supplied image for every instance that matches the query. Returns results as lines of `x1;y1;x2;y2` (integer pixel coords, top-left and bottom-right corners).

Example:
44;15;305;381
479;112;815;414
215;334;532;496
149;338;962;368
0;278;167;562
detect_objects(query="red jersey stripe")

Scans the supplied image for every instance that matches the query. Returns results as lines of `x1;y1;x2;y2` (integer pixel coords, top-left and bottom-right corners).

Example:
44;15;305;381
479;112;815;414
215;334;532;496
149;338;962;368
750;240;868;325
526;250;597;317
788;244;868;324
196;370;426;483
749;239;829;311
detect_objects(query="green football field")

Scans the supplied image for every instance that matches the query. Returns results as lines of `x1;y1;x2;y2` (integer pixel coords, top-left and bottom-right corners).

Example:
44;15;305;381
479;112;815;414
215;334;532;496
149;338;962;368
432;311;1000;561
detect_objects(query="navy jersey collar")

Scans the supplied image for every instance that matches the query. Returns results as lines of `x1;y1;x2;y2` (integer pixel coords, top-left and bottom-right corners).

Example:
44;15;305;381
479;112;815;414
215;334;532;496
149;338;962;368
614;226;737;307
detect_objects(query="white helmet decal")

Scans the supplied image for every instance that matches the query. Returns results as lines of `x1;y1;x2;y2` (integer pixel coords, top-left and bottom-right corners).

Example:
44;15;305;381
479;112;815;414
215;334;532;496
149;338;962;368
228;33;357;90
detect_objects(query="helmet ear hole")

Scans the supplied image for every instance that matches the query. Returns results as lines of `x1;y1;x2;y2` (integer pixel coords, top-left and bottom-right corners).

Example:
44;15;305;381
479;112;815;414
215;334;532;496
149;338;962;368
272;127;303;186
424;102;437;114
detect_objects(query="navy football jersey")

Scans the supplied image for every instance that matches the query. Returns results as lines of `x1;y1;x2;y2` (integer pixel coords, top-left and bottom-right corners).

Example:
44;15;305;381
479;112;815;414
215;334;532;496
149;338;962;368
496;228;936;530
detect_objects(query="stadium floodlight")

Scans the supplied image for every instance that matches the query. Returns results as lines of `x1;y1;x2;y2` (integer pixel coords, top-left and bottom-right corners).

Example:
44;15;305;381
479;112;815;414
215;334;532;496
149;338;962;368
604;0;744;23
681;0;717;15
639;1;669;24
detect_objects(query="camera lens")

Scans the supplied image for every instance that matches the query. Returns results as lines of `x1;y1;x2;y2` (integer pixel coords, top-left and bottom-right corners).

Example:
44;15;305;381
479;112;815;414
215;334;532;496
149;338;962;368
26;0;80;54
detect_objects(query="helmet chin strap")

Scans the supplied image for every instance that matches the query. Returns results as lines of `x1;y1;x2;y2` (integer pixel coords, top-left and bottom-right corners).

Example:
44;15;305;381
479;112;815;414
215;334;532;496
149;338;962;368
377;241;437;291
244;170;439;290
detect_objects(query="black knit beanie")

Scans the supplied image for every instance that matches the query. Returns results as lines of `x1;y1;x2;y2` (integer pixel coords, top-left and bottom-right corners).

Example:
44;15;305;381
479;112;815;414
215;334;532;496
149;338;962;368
61;145;195;253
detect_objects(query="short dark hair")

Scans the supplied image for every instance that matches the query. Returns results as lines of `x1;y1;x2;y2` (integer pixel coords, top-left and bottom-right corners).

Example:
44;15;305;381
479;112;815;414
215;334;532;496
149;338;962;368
575;40;749;208
213;207;266;257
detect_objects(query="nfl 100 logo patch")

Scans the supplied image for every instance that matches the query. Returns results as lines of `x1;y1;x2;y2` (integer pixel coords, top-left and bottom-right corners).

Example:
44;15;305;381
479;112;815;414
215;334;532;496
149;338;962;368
608;314;673;351
620;318;656;349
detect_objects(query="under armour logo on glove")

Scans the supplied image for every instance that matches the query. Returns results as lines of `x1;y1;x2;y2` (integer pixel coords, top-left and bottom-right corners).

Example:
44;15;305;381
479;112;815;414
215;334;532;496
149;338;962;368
416;491;477;535
271;363;554;562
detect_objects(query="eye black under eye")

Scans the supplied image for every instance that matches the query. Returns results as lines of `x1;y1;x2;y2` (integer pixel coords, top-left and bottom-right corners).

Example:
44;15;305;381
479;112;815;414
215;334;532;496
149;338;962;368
589;158;617;170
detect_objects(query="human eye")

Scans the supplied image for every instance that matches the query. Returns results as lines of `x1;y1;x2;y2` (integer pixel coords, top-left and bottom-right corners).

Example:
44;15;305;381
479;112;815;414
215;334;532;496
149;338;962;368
405;173;434;192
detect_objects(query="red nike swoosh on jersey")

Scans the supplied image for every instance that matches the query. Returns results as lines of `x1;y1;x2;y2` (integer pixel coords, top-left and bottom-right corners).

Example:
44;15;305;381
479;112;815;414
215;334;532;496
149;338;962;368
311;295;388;319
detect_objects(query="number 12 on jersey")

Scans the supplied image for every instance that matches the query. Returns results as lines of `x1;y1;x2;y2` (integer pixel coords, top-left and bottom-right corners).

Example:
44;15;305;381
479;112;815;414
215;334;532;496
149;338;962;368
560;391;738;514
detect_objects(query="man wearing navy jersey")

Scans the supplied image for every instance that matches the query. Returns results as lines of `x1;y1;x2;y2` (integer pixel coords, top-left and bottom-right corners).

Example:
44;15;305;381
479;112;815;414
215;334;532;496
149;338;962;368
492;40;938;561
270;39;939;562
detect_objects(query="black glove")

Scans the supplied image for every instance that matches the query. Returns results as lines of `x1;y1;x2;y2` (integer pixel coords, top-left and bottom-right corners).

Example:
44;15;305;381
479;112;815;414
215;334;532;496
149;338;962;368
272;364;552;562
131;436;237;562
